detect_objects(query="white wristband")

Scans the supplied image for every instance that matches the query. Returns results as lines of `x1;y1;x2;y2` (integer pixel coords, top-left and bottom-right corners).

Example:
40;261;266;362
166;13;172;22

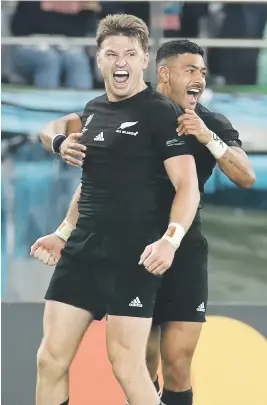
162;222;185;250
55;220;75;242
205;132;228;159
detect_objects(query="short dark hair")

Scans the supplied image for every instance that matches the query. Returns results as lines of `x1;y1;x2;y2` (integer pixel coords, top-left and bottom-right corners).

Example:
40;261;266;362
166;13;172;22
96;14;149;52
156;40;204;69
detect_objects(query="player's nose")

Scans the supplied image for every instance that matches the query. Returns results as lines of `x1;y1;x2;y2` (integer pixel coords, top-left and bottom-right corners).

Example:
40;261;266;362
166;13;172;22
115;57;127;68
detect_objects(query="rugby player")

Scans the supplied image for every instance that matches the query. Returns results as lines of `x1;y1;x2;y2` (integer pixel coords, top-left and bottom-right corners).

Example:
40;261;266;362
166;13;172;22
32;39;255;405
31;18;201;405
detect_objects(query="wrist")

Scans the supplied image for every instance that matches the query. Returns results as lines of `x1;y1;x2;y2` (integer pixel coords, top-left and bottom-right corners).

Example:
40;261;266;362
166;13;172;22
52;134;66;154
205;132;228;159
201;129;213;145
162;222;185;250
55;219;75;242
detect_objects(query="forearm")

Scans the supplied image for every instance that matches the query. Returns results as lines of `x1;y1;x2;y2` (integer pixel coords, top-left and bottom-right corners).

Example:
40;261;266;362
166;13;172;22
55;184;81;241
169;182;200;233
39;113;82;152
218;148;256;188
65;184;81;227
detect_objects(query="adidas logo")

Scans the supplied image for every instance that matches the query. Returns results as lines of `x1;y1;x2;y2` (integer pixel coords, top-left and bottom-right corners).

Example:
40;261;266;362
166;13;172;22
129;297;143;307
94;132;104;142
196;302;205;312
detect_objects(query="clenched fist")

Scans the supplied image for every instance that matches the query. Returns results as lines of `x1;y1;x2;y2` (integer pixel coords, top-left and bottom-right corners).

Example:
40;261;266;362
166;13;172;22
30;233;65;266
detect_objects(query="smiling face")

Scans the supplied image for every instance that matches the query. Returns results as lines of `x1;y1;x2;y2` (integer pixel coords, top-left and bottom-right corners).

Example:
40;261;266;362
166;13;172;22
97;35;149;102
158;53;207;109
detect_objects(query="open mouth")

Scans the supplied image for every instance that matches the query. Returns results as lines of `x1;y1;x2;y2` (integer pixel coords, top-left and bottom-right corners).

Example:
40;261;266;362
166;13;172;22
113;70;130;85
186;88;201;104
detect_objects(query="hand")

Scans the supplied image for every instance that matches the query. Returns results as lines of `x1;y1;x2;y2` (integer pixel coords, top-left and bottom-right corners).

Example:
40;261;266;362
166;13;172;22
139;238;176;275
60;132;86;167
82;1;102;12
177;109;212;145
30;234;65;266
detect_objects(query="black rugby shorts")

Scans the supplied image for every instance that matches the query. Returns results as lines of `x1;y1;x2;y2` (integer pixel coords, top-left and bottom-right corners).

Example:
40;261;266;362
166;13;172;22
45;221;162;319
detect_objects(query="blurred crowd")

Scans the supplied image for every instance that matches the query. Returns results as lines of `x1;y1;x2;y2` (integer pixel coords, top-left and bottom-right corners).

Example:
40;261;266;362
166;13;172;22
2;1;267;88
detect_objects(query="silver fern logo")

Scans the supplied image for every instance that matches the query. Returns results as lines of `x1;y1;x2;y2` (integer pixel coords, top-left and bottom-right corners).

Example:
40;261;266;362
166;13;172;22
118;121;138;130
82;114;94;133
116;121;139;136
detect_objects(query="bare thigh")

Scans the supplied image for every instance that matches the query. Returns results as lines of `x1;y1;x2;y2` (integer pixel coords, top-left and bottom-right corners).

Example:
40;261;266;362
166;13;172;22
107;315;152;362
39;300;93;364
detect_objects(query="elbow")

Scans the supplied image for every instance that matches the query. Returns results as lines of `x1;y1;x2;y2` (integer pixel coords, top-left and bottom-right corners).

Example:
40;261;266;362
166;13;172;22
39;133;45;144
238;172;256;189
195;187;201;206
179;181;200;205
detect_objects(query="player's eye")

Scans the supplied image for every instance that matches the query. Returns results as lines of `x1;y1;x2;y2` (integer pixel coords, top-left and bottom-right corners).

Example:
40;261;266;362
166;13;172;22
106;53;116;58
127;52;136;57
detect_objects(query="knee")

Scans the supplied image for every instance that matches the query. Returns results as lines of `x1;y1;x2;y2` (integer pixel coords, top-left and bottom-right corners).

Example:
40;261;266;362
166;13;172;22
162;349;192;390
37;340;70;380
109;346;146;384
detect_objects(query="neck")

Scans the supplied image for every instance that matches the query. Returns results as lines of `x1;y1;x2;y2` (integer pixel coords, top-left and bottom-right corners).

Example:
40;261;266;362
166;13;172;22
157;82;185;107
106;80;147;102
157;82;170;99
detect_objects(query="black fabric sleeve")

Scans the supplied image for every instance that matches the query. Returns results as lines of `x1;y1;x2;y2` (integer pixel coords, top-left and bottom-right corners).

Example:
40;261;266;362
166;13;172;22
210;113;242;149
76;111;83;120
153;103;194;161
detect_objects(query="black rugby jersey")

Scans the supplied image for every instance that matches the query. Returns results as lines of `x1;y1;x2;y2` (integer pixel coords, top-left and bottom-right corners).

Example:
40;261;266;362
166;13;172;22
157;102;243;230
77;86;193;230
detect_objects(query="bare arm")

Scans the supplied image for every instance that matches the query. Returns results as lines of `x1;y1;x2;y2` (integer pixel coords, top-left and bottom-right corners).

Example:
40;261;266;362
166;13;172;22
64;184;81;227
39;113;82;151
217;146;256;188
178;109;256;189
164;155;200;233
30;184;82;263
54;184;81;241
139;154;200;273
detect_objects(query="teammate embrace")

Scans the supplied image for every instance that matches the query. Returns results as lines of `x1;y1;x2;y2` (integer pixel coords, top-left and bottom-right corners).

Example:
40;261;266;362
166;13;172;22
31;13;255;405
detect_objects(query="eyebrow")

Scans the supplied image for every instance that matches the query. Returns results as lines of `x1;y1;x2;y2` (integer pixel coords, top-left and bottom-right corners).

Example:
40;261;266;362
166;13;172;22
105;49;137;53
186;64;207;71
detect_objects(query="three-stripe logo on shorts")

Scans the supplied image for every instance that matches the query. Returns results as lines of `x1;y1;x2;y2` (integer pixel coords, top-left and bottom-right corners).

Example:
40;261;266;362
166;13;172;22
196;302;205;312
129;297;143;307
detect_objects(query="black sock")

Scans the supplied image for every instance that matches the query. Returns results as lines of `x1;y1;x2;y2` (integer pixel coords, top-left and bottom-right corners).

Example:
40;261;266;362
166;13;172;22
161;388;193;405
60;400;69;405
153;375;161;394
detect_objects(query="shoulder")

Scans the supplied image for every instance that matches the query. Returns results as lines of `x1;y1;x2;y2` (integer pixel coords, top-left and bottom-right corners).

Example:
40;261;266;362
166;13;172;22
197;103;234;128
83;93;108;112
196;102;211;114
148;90;183;118
201;110;235;131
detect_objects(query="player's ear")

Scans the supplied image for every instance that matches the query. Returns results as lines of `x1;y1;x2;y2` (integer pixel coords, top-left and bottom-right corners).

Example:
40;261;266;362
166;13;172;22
158;66;169;83
96;50;101;69
143;52;149;70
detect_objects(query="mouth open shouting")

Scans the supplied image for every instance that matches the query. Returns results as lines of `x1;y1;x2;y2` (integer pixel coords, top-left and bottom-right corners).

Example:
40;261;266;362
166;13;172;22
186;87;202;106
113;70;130;87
